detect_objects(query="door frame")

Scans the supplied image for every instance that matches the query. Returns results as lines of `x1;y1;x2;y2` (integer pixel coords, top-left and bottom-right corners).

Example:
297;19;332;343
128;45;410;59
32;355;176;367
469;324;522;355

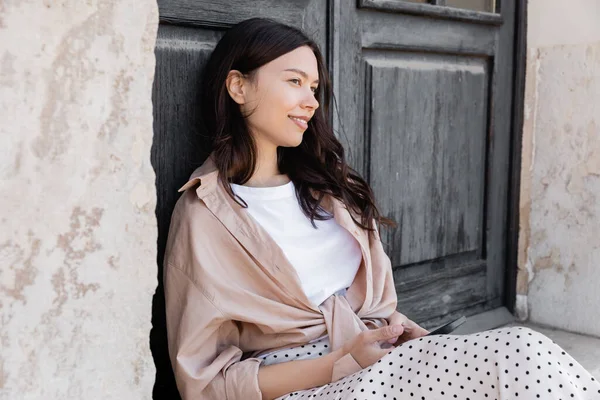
504;0;527;315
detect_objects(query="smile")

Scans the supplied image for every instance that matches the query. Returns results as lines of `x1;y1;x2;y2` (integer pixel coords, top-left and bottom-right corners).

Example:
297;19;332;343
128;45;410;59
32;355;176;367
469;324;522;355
289;116;309;129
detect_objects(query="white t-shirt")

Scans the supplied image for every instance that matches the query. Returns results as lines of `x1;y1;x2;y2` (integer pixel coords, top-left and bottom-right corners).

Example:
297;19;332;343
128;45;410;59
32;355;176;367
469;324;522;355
230;180;362;308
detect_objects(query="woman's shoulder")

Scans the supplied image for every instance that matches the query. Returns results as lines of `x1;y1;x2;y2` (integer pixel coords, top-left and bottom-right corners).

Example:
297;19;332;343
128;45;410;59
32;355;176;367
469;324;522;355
164;188;231;273
172;185;212;218
169;186;228;241
169;187;219;240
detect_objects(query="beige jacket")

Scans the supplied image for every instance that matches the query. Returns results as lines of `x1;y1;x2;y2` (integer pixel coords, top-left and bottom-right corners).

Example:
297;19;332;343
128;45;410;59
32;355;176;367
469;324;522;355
163;156;398;400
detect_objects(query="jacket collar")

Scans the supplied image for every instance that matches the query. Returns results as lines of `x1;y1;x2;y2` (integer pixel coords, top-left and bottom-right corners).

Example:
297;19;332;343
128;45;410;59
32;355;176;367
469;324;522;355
178;155;219;195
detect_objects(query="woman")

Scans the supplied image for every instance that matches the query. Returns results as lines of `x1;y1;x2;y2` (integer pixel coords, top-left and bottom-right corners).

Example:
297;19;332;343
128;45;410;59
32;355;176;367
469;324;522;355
163;18;599;400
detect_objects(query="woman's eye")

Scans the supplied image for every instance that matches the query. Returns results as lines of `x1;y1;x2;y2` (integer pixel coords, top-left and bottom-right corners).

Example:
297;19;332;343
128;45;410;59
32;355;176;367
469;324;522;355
289;78;317;93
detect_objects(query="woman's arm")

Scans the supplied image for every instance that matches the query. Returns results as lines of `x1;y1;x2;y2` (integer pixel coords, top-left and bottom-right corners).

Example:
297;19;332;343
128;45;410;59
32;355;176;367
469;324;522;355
257;348;345;400
257;322;405;400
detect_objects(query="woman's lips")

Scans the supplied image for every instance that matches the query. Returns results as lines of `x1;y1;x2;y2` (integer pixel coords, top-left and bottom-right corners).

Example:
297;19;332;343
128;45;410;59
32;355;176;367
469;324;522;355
289;116;308;130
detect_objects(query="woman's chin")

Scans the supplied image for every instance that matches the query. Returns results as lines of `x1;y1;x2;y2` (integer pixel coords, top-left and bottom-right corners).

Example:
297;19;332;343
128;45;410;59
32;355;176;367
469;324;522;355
279;134;304;148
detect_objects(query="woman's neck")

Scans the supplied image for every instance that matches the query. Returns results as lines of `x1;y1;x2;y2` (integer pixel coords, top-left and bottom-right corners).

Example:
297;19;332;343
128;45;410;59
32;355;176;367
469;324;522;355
244;142;290;188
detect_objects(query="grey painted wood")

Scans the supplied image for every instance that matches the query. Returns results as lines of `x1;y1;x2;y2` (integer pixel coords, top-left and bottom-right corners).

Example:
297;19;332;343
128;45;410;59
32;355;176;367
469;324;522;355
359;0;503;25
505;0;528;313
445;0;496;13
333;3;366;172
151;25;222;400
359;11;497;56
327;0;341;133
152;25;222;267
365;52;488;266
334;0;517;324
159;0;311;27
484;0;517;306
395;261;487;323
156;0;328;63
451;306;516;334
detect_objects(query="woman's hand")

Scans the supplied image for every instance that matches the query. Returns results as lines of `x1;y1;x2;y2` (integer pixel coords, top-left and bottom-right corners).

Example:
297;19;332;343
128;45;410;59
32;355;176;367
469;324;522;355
340;324;404;368
385;311;429;346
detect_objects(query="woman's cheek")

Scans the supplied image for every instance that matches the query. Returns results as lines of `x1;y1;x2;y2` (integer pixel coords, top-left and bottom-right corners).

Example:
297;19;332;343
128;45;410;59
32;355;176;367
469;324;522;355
277;86;301;110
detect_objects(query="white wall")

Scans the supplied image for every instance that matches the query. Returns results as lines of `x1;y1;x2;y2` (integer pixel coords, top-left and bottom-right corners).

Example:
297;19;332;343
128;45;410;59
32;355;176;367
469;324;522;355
518;0;600;337
0;1;159;398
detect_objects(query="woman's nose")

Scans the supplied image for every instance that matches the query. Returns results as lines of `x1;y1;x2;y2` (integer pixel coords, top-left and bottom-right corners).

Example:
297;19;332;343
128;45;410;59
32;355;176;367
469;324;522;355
302;91;319;110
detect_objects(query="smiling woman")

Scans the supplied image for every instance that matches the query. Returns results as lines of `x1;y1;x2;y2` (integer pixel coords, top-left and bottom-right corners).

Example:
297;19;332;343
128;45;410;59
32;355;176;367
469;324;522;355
162;17;600;400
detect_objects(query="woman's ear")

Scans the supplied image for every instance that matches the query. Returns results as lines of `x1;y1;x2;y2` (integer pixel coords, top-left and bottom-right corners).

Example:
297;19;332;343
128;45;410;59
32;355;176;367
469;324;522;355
225;70;247;105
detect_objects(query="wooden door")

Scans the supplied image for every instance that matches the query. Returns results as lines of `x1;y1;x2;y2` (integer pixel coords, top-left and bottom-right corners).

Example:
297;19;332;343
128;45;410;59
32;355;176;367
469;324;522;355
330;0;517;329
150;1;519;398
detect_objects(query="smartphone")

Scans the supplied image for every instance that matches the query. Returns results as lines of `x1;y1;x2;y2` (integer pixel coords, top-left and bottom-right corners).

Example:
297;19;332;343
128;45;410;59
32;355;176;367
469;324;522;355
425;316;467;336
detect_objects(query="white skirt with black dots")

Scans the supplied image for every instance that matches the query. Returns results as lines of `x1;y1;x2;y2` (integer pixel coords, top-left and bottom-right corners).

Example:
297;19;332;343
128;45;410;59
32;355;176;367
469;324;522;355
258;327;600;400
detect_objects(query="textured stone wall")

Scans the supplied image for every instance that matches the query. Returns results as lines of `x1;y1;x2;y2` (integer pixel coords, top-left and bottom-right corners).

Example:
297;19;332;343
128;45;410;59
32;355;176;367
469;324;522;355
518;0;600;336
0;1;159;398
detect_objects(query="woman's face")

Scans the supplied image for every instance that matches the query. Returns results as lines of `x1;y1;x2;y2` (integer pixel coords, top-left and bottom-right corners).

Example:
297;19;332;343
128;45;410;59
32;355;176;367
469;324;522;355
231;46;320;149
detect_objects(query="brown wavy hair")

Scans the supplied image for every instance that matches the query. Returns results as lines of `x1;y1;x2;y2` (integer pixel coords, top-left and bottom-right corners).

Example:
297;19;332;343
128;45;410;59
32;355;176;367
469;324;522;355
201;18;393;232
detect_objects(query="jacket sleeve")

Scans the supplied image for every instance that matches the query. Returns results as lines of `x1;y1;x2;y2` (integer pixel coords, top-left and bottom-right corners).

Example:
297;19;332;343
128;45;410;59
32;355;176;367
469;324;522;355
163;263;264;400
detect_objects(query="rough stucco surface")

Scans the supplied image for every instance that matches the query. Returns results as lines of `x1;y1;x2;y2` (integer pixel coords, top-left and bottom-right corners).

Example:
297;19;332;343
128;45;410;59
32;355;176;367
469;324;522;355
518;0;600;336
0;1;159;398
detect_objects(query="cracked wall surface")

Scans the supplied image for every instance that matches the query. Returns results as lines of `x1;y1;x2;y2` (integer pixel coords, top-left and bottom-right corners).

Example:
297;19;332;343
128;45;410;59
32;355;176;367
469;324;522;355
518;0;600;336
0;1;159;398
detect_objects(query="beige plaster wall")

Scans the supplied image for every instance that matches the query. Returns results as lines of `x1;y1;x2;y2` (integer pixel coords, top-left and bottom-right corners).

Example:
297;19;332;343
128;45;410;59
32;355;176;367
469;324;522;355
517;0;600;337
0;1;159;398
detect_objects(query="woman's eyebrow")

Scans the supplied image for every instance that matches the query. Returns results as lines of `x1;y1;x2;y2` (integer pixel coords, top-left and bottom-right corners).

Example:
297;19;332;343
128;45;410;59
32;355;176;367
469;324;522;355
283;68;319;84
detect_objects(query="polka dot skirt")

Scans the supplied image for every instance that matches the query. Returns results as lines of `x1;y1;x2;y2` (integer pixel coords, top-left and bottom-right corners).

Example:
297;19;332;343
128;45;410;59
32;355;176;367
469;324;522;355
259;327;600;400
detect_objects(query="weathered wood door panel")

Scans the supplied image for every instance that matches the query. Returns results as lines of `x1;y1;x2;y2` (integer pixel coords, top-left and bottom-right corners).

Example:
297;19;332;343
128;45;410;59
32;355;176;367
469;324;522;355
331;0;516;327
151;1;518;398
